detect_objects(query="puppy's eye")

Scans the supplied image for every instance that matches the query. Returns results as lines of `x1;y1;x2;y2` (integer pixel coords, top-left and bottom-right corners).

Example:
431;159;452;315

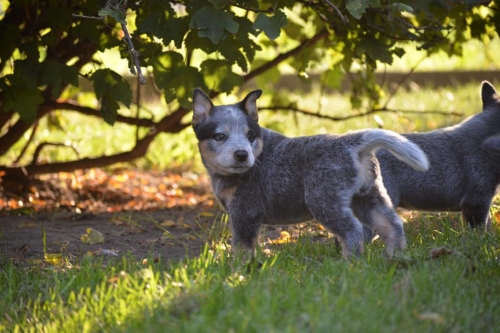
214;133;226;141
247;132;256;143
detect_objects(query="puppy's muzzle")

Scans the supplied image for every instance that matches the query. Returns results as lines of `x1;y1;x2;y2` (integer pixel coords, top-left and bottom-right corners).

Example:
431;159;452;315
234;150;249;162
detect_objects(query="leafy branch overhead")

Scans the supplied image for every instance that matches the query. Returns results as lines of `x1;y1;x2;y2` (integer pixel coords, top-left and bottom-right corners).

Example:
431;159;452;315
0;0;498;176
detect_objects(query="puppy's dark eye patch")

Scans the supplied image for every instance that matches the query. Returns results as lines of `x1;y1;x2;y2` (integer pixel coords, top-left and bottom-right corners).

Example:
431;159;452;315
193;121;218;141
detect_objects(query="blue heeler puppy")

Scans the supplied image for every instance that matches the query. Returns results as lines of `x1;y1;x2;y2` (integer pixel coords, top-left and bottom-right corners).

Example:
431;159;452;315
362;81;500;241
192;88;429;258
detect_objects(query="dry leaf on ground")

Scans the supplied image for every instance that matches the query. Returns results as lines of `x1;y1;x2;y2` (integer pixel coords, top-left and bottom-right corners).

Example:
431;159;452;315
81;228;105;244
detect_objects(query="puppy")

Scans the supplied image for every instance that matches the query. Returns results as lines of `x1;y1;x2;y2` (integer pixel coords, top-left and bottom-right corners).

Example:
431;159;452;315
361;81;500;241
192;88;429;257
482;135;500;155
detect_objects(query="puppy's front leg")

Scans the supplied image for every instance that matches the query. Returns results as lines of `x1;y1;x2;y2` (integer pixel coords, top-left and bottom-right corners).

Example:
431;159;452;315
229;211;263;263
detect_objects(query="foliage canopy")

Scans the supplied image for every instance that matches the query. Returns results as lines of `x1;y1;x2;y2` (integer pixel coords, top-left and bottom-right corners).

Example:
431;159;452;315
0;0;498;175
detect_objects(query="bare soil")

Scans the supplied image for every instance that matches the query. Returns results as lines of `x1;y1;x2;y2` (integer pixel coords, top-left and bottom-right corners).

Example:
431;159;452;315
0;169;332;265
0;207;220;264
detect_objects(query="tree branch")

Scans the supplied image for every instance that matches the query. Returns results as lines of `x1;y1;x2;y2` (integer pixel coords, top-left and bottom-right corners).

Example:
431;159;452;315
31;142;80;165
260;105;464;122
0;105;52;157
51;101;157;128
0;108;190;176
243;28;330;82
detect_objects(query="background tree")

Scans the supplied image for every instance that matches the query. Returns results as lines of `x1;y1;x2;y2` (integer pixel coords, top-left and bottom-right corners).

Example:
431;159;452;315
0;0;498;178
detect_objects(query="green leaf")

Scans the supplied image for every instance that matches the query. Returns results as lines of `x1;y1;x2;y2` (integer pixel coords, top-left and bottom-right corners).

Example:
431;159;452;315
100;95;120;126
200;59;243;93
346;0;370;20
320;66;344;90
209;0;229;8
11;59;41;89
356;37;394;64
190;6;239;44
3;86;43;124
138;13;189;49
40;60;79;98
390;3;413;13
98;4;127;25
392;47;406;58
91;69;132;107
252;10;288;40
39;7;73;34
152;51;206;108
0;23;21;62
91;69;132;125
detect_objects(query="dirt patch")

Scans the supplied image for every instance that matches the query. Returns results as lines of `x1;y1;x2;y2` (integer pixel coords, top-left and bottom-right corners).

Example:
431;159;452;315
0;207;224;264
0;169;333;264
0;207;332;264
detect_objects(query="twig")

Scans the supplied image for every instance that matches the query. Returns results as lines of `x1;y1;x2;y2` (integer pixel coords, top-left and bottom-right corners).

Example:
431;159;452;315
71;13;103;21
135;76;141;142
30;142;80;165
71;1;145;85
14;120;39;165
107;1;146;85
382;55;426;109
321;0;349;24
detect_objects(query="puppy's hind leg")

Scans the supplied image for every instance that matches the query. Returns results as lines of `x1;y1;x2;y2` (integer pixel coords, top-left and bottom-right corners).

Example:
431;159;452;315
353;187;407;257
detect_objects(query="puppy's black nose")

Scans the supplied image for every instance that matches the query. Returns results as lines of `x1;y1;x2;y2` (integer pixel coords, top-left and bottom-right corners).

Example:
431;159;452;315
234;150;248;162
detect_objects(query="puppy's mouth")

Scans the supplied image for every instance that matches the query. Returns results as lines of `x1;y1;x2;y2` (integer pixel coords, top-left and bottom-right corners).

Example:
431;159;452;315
215;163;253;175
224;165;252;174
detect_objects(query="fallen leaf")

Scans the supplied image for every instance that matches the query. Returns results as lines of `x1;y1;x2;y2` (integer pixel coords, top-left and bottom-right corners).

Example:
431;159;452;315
178;222;192;230
417;312;445;324
430;247;453;259
268;231;293;244
179;233;196;241
280;231;291;239
81;228;105;244
160;220;176;228
95;248;119;257
44;253;63;265
199;211;215;217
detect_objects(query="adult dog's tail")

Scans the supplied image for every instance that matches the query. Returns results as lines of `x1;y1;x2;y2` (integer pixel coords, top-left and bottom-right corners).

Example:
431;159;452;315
358;129;429;171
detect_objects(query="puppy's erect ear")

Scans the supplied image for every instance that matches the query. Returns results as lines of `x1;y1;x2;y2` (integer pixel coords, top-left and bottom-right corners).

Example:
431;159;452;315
240;89;262;121
481;81;500;107
192;88;213;127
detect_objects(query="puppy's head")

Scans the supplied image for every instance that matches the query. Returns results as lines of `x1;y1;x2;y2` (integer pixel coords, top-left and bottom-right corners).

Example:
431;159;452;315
192;89;263;176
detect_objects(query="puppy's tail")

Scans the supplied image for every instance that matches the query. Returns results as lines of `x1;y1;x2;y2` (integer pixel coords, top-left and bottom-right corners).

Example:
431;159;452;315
358;129;429;171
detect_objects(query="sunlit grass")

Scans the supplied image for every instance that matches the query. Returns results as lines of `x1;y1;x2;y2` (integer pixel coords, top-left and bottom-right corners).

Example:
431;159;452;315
1;216;499;332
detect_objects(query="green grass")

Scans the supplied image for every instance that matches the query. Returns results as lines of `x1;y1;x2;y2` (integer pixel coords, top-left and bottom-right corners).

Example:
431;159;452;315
1;214;500;332
0;210;500;332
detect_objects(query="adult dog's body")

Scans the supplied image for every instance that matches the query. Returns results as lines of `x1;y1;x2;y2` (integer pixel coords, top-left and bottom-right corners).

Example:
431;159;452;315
192;89;429;257
362;81;500;240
